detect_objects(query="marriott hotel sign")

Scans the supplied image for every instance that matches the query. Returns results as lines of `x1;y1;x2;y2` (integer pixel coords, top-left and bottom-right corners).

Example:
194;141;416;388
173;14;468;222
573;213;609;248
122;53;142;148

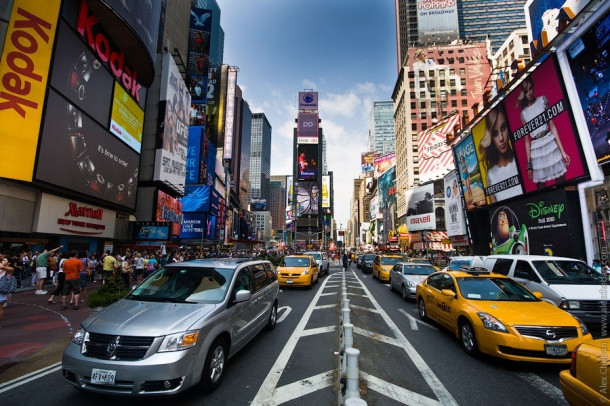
34;193;116;238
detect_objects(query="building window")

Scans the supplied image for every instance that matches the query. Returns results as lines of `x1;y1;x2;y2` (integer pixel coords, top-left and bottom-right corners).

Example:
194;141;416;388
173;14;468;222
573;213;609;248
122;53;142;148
429;70;435;77
421;123;427;130
461;89;467;96
420;91;426;98
450;89;456;96
459;68;465;75
411;113;416;119
419;71;425;78
439;70;445;77
412;123;417;131
436;207;445;229
449;69;455;75
449;79;456;87
420;111;427;119
410;92;416;98
420;101;426;109
461;99;468;106
409;81;415;88
440;80;445;86
460;78;466;85
451;100;457;107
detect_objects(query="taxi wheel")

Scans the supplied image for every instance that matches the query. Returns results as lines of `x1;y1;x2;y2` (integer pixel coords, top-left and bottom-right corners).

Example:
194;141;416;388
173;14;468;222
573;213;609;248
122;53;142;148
417;298;428;321
459;320;479;356
307;275;313;289
200;337;227;392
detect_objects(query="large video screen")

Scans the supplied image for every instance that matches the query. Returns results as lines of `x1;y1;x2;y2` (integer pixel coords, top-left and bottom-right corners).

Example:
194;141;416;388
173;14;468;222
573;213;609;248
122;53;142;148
567;9;610;165
36;90;139;209
110;81;144;153
297;144;318;180
297;181;319;216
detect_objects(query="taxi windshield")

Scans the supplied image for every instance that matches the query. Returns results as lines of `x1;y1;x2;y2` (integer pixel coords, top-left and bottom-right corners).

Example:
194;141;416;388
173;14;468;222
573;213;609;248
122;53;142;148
381;257;402;265
128;266;232;304
456;277;538;301
281;257;310;267
403;264;435;275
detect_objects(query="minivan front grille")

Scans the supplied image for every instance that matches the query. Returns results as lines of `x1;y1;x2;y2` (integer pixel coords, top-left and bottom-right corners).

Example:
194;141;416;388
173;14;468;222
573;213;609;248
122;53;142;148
513;326;578;341
84;332;155;360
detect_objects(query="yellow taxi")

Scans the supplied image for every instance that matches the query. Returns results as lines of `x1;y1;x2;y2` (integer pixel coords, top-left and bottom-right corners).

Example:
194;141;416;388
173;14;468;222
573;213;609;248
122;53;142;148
276;255;319;288
410;257;441;272
372;254;403;282
559;338;610;405
415;269;592;363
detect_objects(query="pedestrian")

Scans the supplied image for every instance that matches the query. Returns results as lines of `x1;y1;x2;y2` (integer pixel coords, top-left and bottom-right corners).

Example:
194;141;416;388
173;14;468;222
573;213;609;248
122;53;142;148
342;252;348;269
121;254;134;288
61;250;83;310
9;255;23;289
88;254;98;282
0;255;16;327
79;251;90;304
48;253;65;304
102;251;118;284
34;245;63;295
133;252;145;284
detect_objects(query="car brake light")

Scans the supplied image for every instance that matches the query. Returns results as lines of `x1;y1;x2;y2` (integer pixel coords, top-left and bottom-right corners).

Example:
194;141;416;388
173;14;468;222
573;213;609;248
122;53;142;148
569;344;580;377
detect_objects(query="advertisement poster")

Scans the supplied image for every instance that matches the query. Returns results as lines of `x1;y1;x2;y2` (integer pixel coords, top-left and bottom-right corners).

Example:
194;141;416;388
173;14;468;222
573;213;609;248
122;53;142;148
298;91;318;111
418;113;460;183
444;171;467;237
361;151;380;173
369;195;380;220
223;67;238;160
250;198;268;211
186;127;203;185
134;223;170;240
36;90;140;209
180;185;211;213
154;53;191;191
526;0;592;56
187;8;212;80
378;167;396;210
489;188;570;256
155;190;183;236
453;134;487;209
110;81;144;153
567;10;610;165
416;0;459;44
405;183;436;231
297;144;318;179
297;112;319;144
373;153;396;178
322;175;331;208
297;181;319;216
471;104;523;204
503;56;587;193
180;213;206;240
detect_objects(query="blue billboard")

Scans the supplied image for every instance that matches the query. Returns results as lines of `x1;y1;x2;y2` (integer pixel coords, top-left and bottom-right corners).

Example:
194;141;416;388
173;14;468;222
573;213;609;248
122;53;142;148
180;185;211;212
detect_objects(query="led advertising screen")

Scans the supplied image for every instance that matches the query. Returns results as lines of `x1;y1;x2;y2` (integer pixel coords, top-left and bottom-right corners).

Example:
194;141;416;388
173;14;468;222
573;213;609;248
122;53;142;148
187;8;212;81
36;90;140;209
155;190;182;236
471;103;523;204
418;113;460;183
110;81;144;153
297;181;319;216
134;223;170;241
373;153;396;178
250;198;268;211
489;188;573;256
297;112;319;144
526;0;592;57
453;134;487;210
416;0;459;43
298;91;318;110
49;21;113;128
405;183;436;231
286;176;294;207
361;152;380;173
369;195;379;220
444;171;467;237
503;56;587;193
206;65;225;148
180;213;206;239
186;127;204;185
154;53;191;190
297;144;318;180
223;67;238;160
378;167;396;210
180;185;211;213
322;175;330;208
567;9;610;165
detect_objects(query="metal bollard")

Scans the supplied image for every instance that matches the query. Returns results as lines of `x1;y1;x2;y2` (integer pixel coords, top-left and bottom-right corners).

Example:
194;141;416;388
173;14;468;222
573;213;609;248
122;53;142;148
344;348;361;401
342;303;350;324
345;398;367;406
340;323;354;377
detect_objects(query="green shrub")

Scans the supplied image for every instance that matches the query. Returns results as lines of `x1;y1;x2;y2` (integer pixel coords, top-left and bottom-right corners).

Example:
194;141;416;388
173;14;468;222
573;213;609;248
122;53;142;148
87;275;129;308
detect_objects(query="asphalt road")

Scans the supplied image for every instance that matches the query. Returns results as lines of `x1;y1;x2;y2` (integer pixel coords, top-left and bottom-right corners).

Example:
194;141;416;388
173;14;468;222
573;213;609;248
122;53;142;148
0;262;578;405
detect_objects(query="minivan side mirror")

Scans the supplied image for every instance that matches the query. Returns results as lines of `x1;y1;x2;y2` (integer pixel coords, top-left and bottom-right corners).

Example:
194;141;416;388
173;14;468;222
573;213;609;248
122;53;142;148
235;290;252;303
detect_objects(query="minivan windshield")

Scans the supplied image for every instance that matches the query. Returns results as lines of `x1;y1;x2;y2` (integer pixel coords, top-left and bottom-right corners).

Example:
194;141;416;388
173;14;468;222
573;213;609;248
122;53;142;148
532;260;602;284
127;266;233;304
305;252;322;260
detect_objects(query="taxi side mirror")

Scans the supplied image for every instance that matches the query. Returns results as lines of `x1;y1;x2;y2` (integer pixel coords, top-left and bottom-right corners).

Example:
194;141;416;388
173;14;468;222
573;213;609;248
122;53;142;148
441;289;456;298
532;291;543;299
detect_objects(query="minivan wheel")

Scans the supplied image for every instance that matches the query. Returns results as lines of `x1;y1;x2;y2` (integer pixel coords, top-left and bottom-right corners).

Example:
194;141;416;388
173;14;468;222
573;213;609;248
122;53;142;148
200;337;227;392
266;303;278;331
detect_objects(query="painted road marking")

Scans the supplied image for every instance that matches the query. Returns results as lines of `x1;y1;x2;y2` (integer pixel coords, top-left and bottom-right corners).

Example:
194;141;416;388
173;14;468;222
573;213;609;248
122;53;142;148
350;270;459;406
252;275;337;405
518;373;569;406
270;370;334;404
361;371;441;406
0;362;61;393
398;308;419;330
277;306;291;324
301;326;336;337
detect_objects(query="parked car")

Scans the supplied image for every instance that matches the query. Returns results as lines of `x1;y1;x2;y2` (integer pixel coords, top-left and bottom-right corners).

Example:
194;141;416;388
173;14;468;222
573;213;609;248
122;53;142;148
360;253;376;274
483;255;606;334
372;254;404;282
416;268;592;363
559;338;610;405
389;261;437;301
62;258;279;397
303;251;330;276
276;254;319;288
356;254;364;269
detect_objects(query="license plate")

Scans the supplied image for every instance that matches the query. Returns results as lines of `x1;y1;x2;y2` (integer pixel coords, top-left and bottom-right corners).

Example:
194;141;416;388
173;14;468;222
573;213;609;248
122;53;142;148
286;280;293;284
544;344;568;357
91;368;116;384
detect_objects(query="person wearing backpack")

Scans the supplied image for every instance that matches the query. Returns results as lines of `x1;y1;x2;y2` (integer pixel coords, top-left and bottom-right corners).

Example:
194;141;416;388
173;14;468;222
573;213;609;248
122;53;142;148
0;255;16;327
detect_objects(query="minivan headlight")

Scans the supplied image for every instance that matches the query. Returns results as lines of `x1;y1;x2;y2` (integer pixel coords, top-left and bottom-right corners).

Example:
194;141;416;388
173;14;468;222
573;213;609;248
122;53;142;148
72;327;87;345
560;300;581;310
159;331;200;352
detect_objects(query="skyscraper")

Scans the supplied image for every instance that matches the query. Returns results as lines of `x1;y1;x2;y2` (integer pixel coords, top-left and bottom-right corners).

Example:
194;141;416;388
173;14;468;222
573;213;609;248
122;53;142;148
395;0;527;70
249;113;272;202
269;177;286;233
368;101;396;154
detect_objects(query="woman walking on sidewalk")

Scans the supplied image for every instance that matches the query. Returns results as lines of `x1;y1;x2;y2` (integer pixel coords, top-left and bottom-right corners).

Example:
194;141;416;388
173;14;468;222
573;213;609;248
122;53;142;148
48;254;65;304
0;255;15;327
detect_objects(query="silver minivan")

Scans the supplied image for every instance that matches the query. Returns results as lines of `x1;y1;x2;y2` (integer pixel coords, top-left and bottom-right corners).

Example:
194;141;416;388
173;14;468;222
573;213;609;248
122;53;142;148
62;258;279;397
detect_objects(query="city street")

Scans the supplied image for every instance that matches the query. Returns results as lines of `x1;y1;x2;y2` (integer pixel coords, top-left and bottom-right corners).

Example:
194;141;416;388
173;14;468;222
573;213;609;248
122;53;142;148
0;262;575;405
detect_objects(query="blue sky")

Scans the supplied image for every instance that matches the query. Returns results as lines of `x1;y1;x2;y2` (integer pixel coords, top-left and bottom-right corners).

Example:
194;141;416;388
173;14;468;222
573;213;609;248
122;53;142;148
218;0;397;231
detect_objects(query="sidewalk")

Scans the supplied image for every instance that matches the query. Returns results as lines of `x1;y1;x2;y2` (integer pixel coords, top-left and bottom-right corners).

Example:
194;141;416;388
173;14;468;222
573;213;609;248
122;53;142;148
0;277;102;383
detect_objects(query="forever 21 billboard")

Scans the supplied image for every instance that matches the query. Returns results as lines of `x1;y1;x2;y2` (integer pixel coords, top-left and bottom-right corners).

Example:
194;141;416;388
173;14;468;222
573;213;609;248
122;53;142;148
35;90;140;209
